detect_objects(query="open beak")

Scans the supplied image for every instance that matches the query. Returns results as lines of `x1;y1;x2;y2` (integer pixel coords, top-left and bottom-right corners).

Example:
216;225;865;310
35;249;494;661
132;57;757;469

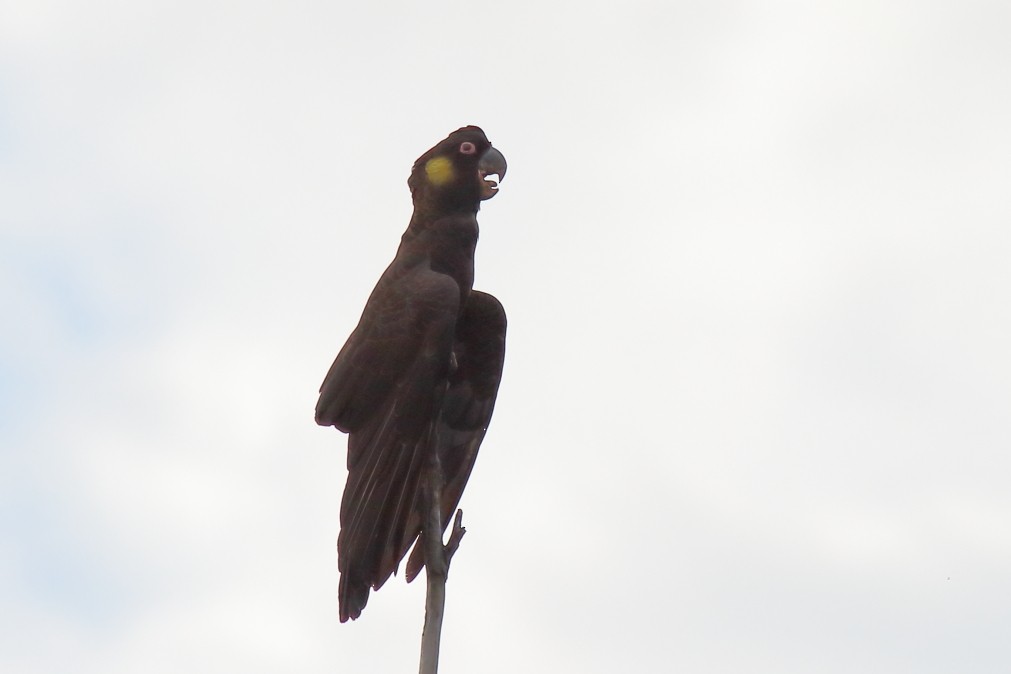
478;146;507;200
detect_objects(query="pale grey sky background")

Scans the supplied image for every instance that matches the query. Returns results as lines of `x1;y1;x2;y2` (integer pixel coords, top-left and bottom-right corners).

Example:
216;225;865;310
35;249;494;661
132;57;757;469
2;1;1010;672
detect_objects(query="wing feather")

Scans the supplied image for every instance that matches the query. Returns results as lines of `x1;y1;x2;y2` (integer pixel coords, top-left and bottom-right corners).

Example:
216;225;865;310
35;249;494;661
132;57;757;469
327;270;460;622
404;291;507;581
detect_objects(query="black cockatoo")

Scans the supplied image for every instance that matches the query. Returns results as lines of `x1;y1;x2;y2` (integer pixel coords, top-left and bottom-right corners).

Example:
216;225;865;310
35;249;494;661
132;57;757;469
316;126;507;622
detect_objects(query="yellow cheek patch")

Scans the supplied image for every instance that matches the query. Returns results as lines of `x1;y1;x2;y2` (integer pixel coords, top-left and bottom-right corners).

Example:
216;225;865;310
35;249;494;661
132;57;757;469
424;156;455;186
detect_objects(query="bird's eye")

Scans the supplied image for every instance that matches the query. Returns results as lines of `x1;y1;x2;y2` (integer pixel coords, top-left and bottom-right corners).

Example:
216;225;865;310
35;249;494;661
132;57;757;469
459;141;477;155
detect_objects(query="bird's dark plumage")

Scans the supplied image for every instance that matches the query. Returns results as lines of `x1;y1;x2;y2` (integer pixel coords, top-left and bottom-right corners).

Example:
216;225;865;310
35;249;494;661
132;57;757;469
315;127;507;622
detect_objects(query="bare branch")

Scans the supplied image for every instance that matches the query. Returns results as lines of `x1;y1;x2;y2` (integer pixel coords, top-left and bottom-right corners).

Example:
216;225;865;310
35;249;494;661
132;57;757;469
419;448;457;674
444;509;466;568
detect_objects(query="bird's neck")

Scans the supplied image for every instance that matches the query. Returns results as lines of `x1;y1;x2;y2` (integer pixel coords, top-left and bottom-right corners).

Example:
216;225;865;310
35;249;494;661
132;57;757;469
402;212;479;295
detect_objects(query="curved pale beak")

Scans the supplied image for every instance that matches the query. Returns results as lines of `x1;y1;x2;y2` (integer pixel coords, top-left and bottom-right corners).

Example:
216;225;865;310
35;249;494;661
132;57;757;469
478;146;507;200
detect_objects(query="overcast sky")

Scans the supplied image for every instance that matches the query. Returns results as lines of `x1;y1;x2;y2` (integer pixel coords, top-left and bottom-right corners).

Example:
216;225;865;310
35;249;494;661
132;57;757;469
3;1;1011;672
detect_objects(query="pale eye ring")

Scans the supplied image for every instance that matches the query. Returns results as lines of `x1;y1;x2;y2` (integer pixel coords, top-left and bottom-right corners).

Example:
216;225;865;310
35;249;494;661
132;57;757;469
459;141;477;155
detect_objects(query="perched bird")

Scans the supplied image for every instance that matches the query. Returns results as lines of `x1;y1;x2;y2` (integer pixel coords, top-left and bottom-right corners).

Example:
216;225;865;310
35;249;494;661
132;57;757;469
315;126;508;622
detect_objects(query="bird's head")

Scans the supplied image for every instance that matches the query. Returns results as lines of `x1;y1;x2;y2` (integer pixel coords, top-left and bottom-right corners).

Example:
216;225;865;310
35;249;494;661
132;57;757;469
408;126;507;213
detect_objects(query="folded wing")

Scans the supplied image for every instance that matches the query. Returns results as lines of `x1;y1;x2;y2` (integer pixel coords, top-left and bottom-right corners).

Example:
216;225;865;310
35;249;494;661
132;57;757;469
403;291;508;582
317;269;460;622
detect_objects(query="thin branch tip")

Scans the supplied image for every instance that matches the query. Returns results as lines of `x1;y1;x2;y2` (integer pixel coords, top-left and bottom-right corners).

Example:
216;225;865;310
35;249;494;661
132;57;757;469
444;509;467;569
